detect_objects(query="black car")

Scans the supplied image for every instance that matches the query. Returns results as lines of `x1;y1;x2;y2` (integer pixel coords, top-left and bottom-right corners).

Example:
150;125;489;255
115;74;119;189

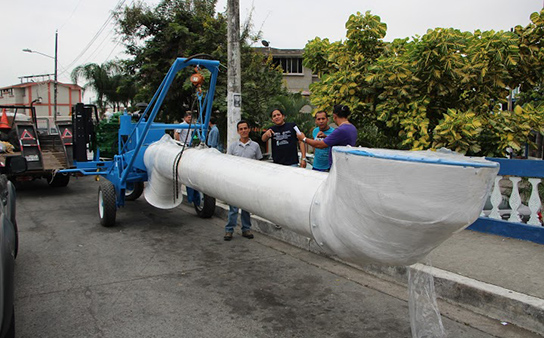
0;175;17;338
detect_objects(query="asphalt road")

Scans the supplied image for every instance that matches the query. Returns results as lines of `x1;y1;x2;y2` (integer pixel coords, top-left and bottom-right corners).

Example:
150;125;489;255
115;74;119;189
12;176;511;338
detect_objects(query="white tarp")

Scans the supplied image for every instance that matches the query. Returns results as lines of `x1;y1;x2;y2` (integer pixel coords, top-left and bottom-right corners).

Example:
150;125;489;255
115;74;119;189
144;135;498;266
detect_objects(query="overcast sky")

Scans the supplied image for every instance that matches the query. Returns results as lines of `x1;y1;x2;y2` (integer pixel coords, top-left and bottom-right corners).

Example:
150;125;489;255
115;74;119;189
2;0;542;96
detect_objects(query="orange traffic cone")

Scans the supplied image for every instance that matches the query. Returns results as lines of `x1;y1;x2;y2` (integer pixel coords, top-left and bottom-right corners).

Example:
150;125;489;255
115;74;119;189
0;109;10;129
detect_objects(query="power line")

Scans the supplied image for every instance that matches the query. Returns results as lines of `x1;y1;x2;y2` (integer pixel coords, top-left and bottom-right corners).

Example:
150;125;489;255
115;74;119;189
64;0;127;71
79;25;117;65
59;0;84;30
64;14;115;70
104;38;124;62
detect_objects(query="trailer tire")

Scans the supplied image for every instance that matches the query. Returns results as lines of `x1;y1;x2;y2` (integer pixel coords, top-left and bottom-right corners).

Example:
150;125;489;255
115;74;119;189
125;182;144;201
49;173;70;187
194;192;215;218
98;181;117;227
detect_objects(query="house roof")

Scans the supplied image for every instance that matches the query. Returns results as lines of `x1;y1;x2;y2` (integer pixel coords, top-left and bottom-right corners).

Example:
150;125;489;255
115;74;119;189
254;47;303;57
0;80;82;91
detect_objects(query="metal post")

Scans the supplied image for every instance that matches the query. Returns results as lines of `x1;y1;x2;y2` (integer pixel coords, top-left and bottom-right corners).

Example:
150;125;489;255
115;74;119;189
54;30;58;123
227;0;242;148
507;88;513;112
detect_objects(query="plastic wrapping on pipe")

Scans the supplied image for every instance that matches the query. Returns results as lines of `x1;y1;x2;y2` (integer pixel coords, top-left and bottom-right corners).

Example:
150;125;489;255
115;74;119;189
144;135;323;237
310;148;498;265
144;135;499;266
143;136;186;209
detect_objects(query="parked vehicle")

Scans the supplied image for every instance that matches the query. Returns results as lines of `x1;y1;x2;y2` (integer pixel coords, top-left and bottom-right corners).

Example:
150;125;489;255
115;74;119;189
0;174;17;338
0;105;73;187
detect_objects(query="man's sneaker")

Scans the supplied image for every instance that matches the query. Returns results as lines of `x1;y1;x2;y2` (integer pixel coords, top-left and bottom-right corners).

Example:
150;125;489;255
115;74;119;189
242;230;254;239
224;232;233;241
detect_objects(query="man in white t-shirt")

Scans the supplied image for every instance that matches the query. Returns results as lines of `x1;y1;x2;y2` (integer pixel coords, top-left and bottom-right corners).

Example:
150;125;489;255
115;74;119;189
174;111;193;144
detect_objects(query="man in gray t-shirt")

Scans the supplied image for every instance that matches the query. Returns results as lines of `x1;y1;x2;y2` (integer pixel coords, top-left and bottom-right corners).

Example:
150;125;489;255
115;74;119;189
224;120;262;241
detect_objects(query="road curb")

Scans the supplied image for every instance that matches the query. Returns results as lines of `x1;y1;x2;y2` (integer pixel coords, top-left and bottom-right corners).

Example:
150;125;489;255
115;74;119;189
212;201;544;336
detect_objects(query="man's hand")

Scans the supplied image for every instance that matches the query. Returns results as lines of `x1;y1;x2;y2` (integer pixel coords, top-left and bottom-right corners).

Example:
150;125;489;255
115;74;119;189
262;129;274;142
300;159;307;168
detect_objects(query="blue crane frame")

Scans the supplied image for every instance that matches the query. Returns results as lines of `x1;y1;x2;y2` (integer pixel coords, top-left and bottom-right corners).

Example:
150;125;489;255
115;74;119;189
61;57;220;209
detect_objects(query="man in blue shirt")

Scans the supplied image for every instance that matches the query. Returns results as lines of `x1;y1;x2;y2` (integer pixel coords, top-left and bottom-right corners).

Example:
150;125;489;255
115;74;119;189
297;105;357;168
207;117;220;150
311;111;334;171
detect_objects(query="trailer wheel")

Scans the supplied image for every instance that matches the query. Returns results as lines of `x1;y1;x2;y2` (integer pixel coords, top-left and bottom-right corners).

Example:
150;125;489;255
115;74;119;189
194;192;215;218
98;181;117;227
125;182;144;201
49;173;70;187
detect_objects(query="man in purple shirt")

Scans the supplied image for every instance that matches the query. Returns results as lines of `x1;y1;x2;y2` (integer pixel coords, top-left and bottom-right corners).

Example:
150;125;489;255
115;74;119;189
297;104;357;168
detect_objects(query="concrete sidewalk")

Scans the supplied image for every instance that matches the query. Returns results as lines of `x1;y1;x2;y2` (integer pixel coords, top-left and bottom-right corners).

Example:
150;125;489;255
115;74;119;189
211;200;544;336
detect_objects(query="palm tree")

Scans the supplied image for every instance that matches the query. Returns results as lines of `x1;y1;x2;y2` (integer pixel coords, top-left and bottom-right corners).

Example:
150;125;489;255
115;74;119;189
71;61;122;115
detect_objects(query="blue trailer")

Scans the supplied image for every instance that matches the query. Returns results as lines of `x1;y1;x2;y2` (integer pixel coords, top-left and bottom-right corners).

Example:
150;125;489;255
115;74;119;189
61;57;220;226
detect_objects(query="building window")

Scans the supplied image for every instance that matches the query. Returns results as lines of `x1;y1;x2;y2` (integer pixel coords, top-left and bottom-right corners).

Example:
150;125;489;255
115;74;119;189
1;89;13;96
273;57;303;74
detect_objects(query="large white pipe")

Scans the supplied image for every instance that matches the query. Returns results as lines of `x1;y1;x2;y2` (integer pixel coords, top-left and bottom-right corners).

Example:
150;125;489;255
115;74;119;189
144;135;499;266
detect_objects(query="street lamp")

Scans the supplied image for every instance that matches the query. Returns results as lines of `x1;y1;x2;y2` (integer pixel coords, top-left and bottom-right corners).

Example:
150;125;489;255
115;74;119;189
261;40;272;58
23;30;58;122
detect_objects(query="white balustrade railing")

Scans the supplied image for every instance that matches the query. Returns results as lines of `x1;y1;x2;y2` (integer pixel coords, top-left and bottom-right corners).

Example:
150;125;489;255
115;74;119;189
481;175;543;226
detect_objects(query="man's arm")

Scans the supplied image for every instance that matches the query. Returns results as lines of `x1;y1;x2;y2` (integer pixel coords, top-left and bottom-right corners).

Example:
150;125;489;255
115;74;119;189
262;128;274;142
297;132;328;149
306;138;328;149
299;140;307;168
254;142;263;160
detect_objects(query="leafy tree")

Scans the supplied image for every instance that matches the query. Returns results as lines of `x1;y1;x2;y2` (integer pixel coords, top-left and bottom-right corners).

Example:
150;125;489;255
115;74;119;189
114;0;286;130
238;46;287;130
514;11;544;95
303;10;544;156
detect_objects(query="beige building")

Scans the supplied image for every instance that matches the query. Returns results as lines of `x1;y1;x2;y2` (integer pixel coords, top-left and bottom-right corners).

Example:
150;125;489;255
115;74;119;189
0;77;82;120
257;47;317;96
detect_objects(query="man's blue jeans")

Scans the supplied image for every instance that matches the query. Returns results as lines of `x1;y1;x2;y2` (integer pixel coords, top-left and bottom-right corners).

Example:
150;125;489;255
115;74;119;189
225;206;251;233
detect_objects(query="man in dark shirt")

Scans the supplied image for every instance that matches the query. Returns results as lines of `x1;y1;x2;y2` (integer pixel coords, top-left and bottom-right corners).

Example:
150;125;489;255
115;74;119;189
261;109;306;167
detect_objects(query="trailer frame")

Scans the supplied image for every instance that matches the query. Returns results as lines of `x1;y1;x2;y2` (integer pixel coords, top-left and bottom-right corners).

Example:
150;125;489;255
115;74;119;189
60;57;220;226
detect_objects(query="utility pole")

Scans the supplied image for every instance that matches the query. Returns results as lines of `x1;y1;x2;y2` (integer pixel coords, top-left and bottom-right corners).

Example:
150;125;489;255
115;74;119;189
227;0;242;148
23;30;59;123
54;30;58;123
